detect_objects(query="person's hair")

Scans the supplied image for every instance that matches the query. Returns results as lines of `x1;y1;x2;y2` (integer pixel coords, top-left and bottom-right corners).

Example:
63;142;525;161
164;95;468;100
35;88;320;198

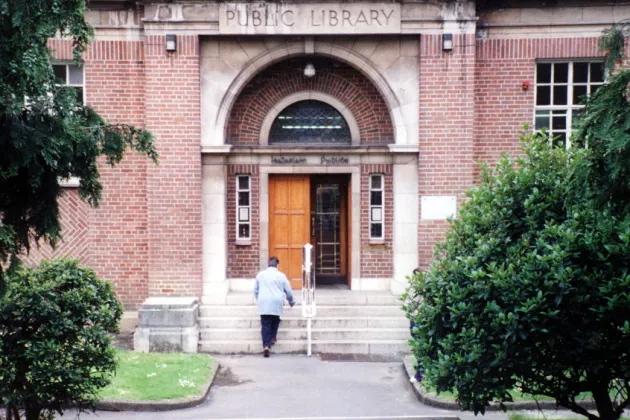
268;256;280;268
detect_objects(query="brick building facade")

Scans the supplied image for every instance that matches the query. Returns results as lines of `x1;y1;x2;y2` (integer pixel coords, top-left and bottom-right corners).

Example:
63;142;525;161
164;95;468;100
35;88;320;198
29;0;627;315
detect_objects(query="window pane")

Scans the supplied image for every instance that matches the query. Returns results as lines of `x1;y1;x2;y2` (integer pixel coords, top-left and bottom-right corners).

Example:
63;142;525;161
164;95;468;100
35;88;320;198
591;84;602;96
573;85;588;104
552;114;566;130
238;207;250;222
370;223;382;238
535;110;550;130
573;62;588;83
238;224;250;239
53;65;66;82
370;175;382;190
370;191;382;206
73;87;84;103
269;100;351;144
554;63;569;83
238;191;249;206
68;65;83;84
238;176;249;190
590;62;604;83
537;63;551;83
536;86;551;106
371;207;382;222
553;85;568;105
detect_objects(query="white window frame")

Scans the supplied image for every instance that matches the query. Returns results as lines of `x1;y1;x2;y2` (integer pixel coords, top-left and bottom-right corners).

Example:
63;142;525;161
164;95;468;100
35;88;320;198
369;174;384;240
53;63;85;188
52;62;85;105
236;175;252;241
534;60;604;148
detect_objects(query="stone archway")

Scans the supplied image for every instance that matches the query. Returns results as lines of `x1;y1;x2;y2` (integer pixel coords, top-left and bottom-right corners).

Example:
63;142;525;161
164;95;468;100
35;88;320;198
215;41;407;146
227;56;392;147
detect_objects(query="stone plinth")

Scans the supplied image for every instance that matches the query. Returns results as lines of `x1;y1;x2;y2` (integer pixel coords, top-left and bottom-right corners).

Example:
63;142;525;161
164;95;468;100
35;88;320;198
134;297;199;353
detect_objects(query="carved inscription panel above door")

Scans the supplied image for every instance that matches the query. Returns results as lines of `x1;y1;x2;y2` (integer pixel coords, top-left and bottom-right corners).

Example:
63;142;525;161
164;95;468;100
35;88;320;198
219;3;401;35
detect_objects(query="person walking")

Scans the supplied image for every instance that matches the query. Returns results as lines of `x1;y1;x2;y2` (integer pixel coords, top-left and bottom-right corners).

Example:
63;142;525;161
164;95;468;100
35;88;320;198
254;256;295;358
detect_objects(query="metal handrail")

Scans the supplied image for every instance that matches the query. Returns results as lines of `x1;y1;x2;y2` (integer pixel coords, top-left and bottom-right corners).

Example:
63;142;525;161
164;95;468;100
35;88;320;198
301;243;316;356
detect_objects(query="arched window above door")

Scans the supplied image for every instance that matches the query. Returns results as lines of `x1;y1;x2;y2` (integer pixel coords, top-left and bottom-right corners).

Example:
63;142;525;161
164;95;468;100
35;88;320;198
268;100;351;145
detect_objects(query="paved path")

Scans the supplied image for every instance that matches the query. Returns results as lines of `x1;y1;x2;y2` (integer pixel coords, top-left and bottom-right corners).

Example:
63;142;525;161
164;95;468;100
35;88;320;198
58;355;581;420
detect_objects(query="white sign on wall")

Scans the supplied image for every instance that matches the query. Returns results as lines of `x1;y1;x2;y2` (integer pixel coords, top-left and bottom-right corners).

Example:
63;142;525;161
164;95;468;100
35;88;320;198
219;3;401;35
421;196;457;220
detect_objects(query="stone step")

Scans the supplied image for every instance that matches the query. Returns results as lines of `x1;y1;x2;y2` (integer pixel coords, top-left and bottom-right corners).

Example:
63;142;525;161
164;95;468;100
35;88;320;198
224;293;401;306
198;339;410;355
200;328;411;341
199;305;405;318
199;316;410;329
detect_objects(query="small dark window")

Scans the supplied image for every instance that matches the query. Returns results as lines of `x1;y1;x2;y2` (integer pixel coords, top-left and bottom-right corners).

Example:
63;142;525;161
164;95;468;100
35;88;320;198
269;100;351;145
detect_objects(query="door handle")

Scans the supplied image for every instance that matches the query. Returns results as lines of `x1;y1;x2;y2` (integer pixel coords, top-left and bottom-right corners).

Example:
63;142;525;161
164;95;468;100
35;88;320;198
311;216;315;237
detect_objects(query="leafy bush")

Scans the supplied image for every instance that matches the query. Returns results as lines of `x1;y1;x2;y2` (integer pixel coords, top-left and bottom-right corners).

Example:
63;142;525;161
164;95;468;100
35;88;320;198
405;133;630;420
0;259;122;420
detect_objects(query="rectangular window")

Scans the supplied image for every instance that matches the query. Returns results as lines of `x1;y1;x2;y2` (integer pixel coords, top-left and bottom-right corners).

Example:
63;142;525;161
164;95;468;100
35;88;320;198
52;63;85;104
236;175;251;240
535;61;604;148
369;174;384;240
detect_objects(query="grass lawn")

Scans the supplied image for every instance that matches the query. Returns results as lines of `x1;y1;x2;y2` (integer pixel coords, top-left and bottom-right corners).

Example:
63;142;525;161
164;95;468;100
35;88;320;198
99;350;215;401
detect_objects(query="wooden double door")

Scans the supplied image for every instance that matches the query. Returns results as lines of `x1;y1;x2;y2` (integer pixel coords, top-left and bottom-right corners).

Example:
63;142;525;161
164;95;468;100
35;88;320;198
269;175;349;289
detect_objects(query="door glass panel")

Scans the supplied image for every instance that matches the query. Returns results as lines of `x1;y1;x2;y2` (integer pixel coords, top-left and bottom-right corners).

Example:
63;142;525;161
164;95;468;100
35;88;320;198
315;183;341;276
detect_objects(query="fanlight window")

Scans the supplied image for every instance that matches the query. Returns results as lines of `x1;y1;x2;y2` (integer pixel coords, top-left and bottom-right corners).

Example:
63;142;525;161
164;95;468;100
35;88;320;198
269;100;351;145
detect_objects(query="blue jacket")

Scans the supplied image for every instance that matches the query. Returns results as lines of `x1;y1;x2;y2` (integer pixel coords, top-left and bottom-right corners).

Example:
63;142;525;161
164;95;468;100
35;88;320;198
254;267;295;316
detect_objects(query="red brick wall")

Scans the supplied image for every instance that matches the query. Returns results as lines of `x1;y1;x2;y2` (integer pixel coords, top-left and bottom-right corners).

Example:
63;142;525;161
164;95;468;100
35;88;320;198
228;57;393;146
226;164;260;279
418;34;476;269
360;164;393;278
21;189;91;267
39;40;149;310
85;41;149;310
144;35;202;298
474;37;603;170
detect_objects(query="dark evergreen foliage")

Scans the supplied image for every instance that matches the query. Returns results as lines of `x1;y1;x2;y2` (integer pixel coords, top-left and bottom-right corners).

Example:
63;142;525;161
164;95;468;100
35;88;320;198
0;0;157;293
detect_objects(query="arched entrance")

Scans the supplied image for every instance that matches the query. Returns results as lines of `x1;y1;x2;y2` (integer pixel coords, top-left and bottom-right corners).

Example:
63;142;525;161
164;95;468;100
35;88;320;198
223;55;397;290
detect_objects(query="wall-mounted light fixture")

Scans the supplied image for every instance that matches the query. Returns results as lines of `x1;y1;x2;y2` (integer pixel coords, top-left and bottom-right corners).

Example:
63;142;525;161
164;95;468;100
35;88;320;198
304;63;316;78
442;33;453;52
166;34;177;52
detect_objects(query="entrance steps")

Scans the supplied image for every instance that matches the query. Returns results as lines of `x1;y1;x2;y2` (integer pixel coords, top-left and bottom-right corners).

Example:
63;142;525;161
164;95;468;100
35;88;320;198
198;289;411;355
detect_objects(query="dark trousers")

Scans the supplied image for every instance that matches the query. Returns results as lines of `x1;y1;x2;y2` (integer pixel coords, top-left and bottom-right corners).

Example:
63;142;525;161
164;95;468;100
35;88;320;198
260;315;281;348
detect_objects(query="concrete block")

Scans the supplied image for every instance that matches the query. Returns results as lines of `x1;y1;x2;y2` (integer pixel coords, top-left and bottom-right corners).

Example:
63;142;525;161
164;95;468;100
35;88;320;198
182;326;200;353
133;327;150;353
149;329;185;353
134;297;200;353
138;307;198;328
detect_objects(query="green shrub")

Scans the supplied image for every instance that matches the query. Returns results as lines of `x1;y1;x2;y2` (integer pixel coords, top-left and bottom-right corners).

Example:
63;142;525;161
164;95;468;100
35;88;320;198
404;133;630;420
0;259;122;420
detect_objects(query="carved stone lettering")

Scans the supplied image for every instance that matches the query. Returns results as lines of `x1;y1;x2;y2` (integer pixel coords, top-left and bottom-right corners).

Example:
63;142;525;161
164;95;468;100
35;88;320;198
320;156;349;165
271;156;307;164
220;3;401;35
